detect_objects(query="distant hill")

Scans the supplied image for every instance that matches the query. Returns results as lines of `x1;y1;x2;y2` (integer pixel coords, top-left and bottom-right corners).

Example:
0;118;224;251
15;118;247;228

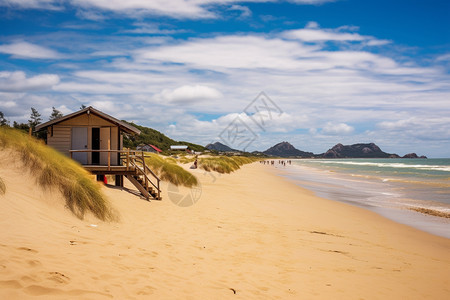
205;142;238;152
320;143;395;158
263;142;314;158
402;153;427;159
122;122;205;152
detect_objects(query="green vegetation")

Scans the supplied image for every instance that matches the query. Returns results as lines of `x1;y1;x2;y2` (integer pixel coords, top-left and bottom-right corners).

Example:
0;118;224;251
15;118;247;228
122;122;205;152
199;156;260;174
0;177;5;195
179;155;196;164
144;153;198;187
0;127;117;221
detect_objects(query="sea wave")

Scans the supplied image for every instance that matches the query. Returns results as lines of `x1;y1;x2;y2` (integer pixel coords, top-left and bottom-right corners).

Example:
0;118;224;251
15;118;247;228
315;161;450;172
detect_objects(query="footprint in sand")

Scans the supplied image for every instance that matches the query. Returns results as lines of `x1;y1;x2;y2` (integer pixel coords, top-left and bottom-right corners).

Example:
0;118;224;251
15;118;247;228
27;260;42;267
48;272;70;284
137;285;156;295
17;247;38;253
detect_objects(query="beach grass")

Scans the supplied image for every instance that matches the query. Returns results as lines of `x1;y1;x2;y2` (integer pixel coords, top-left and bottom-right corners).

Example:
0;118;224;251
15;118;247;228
144;153;198;187
178;156;196;164
199;156;260;174
0;127;117;221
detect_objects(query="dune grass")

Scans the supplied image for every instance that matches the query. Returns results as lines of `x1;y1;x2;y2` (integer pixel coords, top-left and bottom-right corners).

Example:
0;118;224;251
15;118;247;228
0;177;5;195
199;156;260;174
179;156;196;164
144;153;198;187
0;127;117;221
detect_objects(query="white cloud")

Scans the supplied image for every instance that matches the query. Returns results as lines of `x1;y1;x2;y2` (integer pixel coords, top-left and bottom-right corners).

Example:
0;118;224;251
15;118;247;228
0;41;63;59
135;35;319;70
322;122;354;135
365;39;391;46
1;0;337;19
75;9;105;21
289;0;336;3
283;28;366;42
283;22;391;47
377;117;450;142
436;53;450;62
72;0;215;19
155;85;223;104
0;71;60;92
0;0;62;10
305;21;320;29
229;5;252;18
124;23;186;35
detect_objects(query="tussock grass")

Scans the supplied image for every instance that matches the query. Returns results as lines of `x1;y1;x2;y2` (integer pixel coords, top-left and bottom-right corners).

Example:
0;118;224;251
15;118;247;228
165;157;177;164
199;156;259;174
179;156;196;164
0;177;5;195
0;127;117;221
144;153;198;187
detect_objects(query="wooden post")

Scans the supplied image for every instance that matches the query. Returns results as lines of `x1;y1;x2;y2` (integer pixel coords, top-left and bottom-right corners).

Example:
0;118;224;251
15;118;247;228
29;127;32;137
142;151;148;189
107;139;111;171
157;179;160;199
115;175;123;187
126;148;130;171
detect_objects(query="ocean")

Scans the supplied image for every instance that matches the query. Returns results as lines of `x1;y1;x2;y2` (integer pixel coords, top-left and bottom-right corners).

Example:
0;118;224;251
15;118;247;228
277;158;450;238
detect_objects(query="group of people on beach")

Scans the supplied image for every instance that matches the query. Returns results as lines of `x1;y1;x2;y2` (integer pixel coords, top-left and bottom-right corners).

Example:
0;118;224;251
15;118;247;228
261;160;292;166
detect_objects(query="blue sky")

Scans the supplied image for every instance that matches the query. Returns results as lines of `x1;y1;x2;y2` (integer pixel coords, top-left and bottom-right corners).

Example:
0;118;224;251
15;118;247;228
0;0;449;157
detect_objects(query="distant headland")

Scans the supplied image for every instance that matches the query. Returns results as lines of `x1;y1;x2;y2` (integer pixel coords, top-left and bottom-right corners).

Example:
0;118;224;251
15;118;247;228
207;141;427;159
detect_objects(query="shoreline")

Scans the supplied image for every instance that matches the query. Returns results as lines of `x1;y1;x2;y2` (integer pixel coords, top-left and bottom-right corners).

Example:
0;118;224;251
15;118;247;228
1;161;449;299
269;161;450;239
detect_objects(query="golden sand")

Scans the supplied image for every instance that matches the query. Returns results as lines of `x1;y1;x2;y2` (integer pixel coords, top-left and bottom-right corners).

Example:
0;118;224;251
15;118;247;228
0;161;449;299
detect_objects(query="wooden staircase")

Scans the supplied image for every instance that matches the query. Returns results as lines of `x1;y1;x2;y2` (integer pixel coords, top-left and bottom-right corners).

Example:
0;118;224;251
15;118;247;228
123;152;162;201
70;148;162;201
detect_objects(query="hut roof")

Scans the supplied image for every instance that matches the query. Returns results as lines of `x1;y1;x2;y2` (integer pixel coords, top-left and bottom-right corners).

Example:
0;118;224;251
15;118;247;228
35;106;140;135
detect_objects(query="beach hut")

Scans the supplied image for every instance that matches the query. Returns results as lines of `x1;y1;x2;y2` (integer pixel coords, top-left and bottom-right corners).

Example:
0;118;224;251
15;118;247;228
170;145;190;152
35;106;161;200
137;144;162;153
36;106;140;166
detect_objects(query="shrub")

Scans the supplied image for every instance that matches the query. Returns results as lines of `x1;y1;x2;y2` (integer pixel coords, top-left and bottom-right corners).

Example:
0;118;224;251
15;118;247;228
198;156;259;173
144;153;198;187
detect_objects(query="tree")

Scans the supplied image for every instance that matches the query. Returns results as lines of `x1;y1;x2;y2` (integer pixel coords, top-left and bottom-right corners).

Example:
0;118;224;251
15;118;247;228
28;107;42;129
0;111;9;126
13;121;30;132
49;106;63;121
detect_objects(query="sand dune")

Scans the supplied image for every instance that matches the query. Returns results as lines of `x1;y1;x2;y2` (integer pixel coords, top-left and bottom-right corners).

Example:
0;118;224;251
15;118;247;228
0;158;449;299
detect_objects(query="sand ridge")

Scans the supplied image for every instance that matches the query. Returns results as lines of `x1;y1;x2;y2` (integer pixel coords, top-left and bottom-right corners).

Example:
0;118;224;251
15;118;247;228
0;160;449;299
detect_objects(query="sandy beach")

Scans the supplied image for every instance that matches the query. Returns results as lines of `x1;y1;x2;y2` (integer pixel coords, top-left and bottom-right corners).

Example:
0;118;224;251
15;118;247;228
0;161;449;299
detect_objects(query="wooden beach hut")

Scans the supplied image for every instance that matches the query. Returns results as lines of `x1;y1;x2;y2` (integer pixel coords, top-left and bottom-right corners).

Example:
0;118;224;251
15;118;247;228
136;144;162;153
35;106;161;200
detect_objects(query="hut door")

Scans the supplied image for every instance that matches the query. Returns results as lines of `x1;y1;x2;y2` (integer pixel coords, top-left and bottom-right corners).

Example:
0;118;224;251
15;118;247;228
92;128;100;165
100;127;110;165
71;127;88;165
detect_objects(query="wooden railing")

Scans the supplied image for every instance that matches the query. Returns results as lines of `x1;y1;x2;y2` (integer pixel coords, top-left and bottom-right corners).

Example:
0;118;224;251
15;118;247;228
69;149;161;199
125;151;161;199
70;149;121;171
